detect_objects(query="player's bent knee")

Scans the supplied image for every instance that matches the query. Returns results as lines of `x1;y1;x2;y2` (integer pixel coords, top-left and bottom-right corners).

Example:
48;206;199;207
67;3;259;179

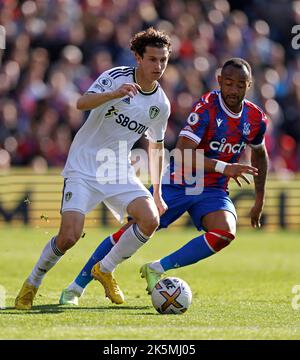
146;215;160;232
205;229;235;252
138;215;159;236
56;233;80;252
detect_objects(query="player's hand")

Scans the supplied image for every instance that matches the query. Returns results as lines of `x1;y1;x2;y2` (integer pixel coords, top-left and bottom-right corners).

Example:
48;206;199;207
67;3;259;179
153;193;168;216
250;201;264;228
113;83;141;98
224;163;258;187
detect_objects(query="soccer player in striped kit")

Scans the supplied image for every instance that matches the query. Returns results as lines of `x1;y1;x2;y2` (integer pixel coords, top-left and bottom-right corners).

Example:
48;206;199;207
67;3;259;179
60;57;268;304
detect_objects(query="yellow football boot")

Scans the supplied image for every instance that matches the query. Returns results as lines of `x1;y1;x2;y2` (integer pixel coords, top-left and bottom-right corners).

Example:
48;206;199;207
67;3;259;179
91;263;124;304
15;280;38;310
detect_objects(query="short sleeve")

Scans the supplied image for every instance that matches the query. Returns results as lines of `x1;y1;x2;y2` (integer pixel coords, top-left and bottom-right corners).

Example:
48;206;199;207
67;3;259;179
145;105;170;143
179;103;210;145
86;71;117;94
249;113;267;148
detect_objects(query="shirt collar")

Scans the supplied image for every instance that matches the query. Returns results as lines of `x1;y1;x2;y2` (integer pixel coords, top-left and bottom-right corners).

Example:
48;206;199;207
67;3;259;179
218;91;244;118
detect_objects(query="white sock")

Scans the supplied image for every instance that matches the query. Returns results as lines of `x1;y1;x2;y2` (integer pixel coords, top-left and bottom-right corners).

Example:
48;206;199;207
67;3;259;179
28;236;64;287
100;223;149;273
67;281;85;296
149;260;165;274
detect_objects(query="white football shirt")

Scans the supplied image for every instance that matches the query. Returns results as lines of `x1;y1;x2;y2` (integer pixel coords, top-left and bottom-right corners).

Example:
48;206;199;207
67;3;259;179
61;66;170;183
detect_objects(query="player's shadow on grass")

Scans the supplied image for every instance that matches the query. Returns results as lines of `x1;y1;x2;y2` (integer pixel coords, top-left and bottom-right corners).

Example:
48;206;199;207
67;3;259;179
1;304;152;314
0;305;64;314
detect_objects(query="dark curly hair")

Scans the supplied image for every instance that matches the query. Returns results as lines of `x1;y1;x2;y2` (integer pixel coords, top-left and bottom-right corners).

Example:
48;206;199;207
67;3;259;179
130;27;171;57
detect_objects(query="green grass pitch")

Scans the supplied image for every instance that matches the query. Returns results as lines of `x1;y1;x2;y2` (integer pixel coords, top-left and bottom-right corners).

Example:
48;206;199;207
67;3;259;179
0;226;300;339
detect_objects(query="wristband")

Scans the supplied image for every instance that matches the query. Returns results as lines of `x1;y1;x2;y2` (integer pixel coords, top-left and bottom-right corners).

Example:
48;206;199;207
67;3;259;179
215;160;227;174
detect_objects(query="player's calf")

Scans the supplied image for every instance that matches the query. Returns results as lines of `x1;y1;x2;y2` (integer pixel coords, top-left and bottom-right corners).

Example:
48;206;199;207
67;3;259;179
56;211;85;252
152;229;236;273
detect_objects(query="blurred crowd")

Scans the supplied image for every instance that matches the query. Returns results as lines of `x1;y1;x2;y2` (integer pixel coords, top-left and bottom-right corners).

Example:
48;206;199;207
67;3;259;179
0;0;300;176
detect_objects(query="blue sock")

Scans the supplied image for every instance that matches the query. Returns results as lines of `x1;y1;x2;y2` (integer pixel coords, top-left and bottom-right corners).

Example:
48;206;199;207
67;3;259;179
75;236;114;288
160;233;214;271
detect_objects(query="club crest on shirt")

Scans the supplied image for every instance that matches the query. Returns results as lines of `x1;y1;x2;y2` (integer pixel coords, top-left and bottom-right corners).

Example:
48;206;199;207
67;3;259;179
65;192;72;202
243;122;250;136
149;106;160;119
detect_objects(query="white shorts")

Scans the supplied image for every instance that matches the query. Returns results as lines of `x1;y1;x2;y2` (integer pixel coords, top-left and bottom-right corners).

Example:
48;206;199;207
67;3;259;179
60;177;152;222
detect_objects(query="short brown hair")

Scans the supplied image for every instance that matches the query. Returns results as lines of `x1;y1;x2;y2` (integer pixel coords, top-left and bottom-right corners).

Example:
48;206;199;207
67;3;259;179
130;27;171;57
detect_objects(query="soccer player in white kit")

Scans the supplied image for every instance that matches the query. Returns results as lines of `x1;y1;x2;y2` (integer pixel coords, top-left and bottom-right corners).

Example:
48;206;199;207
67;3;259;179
15;28;171;309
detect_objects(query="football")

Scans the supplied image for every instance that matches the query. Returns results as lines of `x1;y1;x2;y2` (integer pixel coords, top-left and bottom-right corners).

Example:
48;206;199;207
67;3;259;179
151;277;192;314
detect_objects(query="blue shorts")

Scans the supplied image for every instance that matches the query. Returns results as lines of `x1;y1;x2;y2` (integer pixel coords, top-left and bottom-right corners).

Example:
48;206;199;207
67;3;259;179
149;184;237;231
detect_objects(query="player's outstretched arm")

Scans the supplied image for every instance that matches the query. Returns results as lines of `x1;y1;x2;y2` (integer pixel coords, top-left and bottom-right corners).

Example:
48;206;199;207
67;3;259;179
175;136;258;186
76;83;141;111
249;143;269;228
